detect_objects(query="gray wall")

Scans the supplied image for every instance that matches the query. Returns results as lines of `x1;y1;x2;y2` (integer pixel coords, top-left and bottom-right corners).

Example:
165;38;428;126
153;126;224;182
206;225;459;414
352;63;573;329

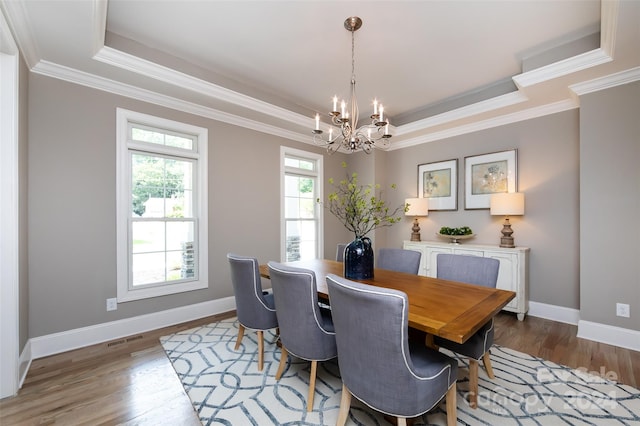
24;70;638;340
381;110;581;309
580;80;640;330
321;156;354;260
27;73;339;337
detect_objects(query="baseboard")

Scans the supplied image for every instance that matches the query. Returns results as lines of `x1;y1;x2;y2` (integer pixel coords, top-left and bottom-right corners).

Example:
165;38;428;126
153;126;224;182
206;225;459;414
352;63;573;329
528;301;580;325
29;297;236;360
18;340;31;389
528;302;640;351
577;320;640;352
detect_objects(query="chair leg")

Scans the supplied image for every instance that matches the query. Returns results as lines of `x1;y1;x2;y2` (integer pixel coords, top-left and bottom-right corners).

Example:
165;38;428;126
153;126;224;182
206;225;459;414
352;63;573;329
468;358;478;409
396;418;407;426
275;346;288;380
336;383;351;426
234;324;245;350
272;327;280;345
307;360;318;412
446;382;457;426
483;351;495;379
257;330;264;371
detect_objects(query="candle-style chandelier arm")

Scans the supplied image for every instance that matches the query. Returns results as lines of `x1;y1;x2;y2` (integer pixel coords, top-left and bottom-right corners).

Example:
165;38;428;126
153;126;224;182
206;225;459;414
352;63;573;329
311;16;392;154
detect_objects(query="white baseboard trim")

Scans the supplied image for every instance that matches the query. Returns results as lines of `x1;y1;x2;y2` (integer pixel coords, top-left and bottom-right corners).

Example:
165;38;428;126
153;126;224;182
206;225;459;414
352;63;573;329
577;320;640;352
528;301;580;325
29;297;236;360
18;340;31;389
527;302;640;351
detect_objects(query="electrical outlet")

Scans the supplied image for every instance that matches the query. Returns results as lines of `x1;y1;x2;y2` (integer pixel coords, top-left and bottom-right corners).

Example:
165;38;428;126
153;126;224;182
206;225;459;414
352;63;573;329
616;303;630;318
106;298;118;311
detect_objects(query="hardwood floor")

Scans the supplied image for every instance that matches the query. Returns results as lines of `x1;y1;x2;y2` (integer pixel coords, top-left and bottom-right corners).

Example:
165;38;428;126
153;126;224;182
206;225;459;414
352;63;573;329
494;312;640;388
1;311;638;425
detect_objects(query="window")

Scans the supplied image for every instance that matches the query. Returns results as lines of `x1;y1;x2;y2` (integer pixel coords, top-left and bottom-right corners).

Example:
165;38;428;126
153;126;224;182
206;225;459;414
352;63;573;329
281;147;323;262
116;108;208;302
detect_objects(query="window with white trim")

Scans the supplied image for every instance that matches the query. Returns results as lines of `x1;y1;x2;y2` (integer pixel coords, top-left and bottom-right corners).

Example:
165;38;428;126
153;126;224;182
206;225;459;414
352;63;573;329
281;147;323;261
116;108;208;302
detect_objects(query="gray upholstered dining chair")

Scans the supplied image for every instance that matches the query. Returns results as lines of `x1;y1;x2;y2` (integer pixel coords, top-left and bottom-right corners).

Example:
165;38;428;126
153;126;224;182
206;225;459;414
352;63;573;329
326;274;457;426
267;261;338;412
377;248;421;274
433;253;500;409
335;243;347;262
227;253;278;372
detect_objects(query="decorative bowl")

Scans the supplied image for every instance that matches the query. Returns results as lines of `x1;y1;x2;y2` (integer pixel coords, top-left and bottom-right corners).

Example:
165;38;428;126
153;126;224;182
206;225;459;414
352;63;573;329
436;233;476;244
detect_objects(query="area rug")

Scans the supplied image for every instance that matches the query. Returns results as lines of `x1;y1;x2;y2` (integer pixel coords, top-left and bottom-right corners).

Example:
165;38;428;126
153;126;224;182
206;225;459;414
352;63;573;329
160;318;640;425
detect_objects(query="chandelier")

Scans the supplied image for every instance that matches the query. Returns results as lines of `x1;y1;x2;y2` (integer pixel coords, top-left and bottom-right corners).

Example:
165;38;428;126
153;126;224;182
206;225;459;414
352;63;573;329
313;16;391;154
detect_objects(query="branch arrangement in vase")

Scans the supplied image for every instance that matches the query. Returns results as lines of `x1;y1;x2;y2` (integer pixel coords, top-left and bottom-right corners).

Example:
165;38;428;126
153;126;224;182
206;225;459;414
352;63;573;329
319;162;408;238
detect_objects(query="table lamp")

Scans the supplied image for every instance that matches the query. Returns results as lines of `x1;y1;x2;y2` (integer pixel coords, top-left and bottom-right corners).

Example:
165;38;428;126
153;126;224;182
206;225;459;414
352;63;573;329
405;198;429;241
490;192;524;248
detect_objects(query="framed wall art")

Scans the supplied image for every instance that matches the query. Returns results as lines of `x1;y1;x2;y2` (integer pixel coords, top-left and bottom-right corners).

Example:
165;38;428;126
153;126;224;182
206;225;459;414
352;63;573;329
417;159;457;211
464;149;517;209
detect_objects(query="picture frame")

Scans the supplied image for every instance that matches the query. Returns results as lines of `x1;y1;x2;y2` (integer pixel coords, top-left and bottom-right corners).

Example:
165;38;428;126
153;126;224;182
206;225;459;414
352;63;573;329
417;159;458;211
464;149;517;209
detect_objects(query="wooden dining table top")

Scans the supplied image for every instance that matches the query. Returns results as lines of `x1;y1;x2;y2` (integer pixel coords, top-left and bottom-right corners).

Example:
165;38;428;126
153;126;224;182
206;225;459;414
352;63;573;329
259;259;515;345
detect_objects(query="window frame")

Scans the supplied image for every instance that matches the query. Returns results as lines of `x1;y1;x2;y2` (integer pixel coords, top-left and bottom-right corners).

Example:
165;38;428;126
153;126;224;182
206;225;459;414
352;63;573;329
280;146;323;262
116;108;208;302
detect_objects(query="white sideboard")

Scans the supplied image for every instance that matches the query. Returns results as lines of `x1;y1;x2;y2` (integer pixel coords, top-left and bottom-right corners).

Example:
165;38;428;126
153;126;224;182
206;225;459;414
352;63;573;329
403;240;530;320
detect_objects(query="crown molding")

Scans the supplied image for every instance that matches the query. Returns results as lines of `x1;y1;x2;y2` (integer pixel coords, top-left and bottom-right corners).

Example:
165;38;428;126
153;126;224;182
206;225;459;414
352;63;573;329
91;0;108;56
513;48;612;89
32;58;587;152
93;46;312;129
570;66;640;97
395;91;528;136
389;99;578;151
32;60;310;144
11;0;629;152
0;0;39;68
513;0;620;89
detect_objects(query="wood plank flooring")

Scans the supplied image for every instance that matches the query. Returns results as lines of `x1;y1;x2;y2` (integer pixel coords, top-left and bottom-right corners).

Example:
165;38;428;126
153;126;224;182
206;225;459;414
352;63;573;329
1;311;638;425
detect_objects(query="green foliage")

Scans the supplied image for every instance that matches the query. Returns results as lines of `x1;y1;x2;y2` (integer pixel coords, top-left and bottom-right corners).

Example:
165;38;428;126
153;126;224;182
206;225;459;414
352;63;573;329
439;226;473;236
319;162;408;238
299;177;313;194
132;155;186;217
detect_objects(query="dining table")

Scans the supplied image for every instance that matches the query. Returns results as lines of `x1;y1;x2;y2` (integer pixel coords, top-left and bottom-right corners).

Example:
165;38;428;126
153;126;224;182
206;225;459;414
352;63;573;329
259;258;515;346
260;258;516;411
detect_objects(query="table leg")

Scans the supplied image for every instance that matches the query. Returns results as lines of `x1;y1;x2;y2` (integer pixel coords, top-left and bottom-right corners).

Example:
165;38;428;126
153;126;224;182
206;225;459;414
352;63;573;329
424;334;439;350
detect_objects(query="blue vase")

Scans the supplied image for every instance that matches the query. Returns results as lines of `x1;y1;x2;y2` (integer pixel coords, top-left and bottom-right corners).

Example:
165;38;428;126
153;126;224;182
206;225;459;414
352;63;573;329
344;237;374;279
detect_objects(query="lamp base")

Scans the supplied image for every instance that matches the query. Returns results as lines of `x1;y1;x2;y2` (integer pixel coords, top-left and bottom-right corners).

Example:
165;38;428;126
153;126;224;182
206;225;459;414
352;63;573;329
500;236;515;248
499;217;515;248
410;218;421;242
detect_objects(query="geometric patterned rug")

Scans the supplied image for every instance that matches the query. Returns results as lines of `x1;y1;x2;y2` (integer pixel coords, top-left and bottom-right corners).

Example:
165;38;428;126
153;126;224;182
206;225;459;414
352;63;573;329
160;318;640;425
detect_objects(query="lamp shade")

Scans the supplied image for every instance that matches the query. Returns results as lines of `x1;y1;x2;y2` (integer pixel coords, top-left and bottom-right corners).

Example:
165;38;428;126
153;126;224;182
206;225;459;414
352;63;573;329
490;192;525;216
405;198;429;216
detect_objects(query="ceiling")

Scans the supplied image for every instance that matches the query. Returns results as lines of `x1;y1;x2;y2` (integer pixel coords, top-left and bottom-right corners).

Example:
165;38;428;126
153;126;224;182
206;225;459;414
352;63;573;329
2;0;639;151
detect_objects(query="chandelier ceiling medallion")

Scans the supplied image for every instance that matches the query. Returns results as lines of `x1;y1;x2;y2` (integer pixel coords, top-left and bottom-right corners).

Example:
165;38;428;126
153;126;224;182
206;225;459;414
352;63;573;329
313;16;391;154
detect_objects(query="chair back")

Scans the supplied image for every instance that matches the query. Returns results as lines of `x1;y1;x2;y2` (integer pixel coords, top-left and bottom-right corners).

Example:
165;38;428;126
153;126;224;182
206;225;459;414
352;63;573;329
268;262;336;361
377;248;421;274
437;254;499;288
227;253;277;330
326;274;456;417
336;243;347;262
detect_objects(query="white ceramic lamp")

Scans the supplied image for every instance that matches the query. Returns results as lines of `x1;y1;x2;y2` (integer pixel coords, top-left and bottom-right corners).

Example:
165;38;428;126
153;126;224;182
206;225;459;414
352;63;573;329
405;198;429;241
490;192;524;248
